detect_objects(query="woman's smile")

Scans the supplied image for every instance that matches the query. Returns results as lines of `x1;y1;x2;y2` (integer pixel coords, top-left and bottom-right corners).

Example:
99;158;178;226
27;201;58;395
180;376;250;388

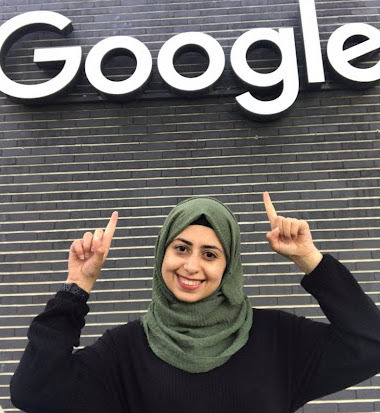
161;225;227;302
176;273;205;289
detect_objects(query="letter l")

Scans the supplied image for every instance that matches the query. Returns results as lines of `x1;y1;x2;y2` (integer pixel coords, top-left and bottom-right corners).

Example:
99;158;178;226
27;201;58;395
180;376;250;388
299;0;325;85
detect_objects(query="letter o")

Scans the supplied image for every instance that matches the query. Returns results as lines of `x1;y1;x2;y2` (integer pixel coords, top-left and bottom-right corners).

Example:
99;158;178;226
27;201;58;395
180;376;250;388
85;36;153;98
157;32;225;93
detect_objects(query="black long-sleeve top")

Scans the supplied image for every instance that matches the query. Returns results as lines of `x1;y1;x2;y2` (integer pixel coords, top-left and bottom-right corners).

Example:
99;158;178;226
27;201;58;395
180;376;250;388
10;254;380;413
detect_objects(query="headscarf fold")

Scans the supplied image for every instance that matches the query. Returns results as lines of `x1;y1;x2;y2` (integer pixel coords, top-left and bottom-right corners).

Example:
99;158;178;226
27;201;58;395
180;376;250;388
141;197;253;373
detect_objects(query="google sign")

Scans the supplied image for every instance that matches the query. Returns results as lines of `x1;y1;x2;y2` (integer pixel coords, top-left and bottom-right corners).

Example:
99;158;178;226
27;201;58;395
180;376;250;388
0;0;379;120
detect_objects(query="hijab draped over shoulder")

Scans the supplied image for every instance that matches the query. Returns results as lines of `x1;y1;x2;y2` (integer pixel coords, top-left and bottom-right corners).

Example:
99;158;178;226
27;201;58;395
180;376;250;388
141;197;253;373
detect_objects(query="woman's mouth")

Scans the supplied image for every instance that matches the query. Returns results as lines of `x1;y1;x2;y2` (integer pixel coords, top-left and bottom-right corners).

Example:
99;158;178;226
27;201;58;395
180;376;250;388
176;274;204;290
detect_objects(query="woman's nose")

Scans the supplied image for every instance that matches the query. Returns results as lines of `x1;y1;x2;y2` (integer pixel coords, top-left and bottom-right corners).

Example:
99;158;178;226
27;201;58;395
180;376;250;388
183;254;201;274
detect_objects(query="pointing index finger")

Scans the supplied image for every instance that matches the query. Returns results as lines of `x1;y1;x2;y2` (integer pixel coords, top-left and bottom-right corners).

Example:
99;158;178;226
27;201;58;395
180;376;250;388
103;211;118;248
263;192;277;229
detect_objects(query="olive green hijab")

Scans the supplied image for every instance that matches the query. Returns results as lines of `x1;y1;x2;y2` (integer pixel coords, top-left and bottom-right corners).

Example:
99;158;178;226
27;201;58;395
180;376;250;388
141;197;253;373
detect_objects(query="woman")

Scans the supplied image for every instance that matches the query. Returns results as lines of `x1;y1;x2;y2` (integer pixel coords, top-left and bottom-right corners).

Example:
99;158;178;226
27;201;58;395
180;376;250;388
10;193;380;412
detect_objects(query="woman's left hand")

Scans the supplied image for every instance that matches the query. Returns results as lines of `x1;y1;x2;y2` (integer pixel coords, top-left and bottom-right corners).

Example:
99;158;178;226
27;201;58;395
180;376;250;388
264;192;323;274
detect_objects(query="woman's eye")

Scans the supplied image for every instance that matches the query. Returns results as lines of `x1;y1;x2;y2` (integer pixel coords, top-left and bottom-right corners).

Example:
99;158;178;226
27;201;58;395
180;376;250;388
204;251;217;260
175;245;187;253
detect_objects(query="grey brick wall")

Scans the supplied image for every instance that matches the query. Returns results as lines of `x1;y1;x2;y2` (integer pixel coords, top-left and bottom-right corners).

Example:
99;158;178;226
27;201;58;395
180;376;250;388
0;0;379;411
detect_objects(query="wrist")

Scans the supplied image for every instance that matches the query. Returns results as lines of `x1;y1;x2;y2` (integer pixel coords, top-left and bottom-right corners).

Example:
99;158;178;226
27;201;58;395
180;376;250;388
61;282;90;302
290;249;323;275
65;277;94;294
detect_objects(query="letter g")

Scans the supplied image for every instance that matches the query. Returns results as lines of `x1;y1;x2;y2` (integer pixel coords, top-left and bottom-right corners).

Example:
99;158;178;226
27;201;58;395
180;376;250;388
0;11;82;103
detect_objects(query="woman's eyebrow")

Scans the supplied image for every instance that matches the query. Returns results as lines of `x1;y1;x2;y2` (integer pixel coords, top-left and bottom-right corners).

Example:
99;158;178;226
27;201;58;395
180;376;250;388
173;238;224;253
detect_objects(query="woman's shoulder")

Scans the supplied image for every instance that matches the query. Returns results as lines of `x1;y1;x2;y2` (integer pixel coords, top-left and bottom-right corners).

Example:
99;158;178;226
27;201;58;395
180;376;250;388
253;307;297;322
251;307;329;347
252;307;321;331
108;318;144;339
108;319;145;344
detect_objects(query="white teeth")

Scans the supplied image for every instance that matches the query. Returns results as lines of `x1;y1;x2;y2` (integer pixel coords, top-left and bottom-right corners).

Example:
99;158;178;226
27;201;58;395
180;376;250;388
179;276;202;286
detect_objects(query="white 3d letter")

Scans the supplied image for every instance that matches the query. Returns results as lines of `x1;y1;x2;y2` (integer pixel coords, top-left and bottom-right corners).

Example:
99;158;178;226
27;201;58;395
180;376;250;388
157;32;225;93
0;11;82;103
327;23;380;86
85;36;152;99
231;28;299;120
299;0;325;85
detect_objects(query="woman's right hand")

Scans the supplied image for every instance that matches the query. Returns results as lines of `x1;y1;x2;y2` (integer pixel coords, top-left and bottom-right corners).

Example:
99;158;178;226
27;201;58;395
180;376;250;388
66;212;118;293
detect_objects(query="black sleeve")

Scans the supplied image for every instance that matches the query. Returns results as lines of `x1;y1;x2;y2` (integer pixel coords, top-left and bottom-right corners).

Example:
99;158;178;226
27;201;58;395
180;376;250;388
290;254;380;412
10;291;123;413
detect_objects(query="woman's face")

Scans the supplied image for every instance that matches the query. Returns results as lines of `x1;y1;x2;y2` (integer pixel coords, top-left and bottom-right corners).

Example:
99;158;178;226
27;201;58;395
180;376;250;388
161;225;227;303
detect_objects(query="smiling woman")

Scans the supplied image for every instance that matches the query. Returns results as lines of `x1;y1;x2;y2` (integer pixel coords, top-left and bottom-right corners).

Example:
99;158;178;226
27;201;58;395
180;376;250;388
161;223;227;302
9;194;380;413
141;197;253;374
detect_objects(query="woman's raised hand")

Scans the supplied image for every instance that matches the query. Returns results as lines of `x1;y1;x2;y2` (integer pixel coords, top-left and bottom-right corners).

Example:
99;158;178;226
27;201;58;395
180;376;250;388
66;211;118;293
263;192;322;274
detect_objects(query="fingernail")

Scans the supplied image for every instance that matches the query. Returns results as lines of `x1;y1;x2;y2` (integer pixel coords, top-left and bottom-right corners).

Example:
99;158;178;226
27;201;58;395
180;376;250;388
85;253;90;259
80;255;85;260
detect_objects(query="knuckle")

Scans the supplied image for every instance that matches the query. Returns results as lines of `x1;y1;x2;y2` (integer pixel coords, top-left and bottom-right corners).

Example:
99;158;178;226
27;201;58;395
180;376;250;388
96;246;106;256
94;228;103;237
